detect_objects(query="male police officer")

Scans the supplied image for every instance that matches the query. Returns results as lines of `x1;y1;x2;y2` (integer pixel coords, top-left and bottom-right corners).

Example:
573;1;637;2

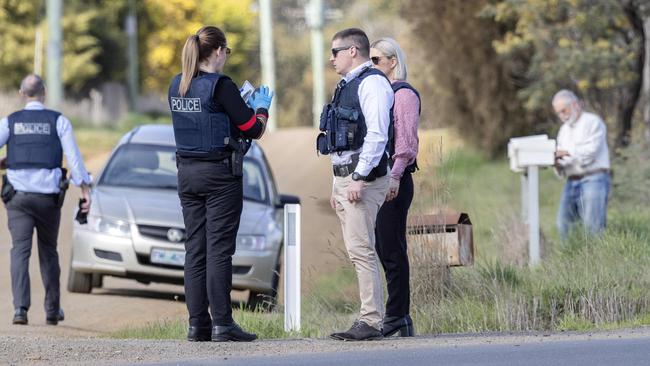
317;28;394;341
0;74;92;325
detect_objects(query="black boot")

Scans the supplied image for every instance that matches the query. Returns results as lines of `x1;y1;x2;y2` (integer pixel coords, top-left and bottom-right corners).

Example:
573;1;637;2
382;314;414;337
12;308;28;325
212;323;257;342
187;326;212;342
46;309;65;326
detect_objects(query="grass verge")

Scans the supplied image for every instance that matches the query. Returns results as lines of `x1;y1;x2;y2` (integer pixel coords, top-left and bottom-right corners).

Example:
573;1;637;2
110;144;650;339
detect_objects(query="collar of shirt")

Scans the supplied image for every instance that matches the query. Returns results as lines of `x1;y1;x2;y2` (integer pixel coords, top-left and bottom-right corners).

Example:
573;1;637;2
342;61;373;83
24;101;45;110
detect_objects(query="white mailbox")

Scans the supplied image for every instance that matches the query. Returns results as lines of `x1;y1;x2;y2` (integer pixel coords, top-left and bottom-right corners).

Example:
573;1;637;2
507;134;556;266
507;135;556;172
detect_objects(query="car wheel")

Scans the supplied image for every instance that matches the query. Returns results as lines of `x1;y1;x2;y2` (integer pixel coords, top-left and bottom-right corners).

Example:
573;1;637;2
247;249;282;311
91;273;103;289
67;267;92;293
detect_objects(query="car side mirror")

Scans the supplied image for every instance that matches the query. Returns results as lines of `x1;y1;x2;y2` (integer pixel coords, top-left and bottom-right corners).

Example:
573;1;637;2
276;194;300;208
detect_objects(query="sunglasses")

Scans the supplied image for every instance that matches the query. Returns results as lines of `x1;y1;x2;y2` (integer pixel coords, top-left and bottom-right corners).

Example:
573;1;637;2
331;45;354;58
224;46;232;55
371;55;393;65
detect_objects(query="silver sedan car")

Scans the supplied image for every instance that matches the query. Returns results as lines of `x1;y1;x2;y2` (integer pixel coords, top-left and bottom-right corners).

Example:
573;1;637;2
68;124;297;308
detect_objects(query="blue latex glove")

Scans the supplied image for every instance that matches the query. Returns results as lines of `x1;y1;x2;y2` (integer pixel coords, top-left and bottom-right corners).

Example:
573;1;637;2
248;85;274;111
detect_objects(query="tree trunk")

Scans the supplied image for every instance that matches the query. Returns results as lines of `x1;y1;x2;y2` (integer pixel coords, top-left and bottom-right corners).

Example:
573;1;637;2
643;15;650;144
616;2;645;148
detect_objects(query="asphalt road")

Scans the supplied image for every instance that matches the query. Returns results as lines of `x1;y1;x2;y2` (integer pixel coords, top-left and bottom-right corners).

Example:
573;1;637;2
151;335;650;366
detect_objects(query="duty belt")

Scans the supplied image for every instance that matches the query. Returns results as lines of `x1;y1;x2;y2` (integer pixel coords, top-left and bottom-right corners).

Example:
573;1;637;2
332;154;360;177
568;168;610;181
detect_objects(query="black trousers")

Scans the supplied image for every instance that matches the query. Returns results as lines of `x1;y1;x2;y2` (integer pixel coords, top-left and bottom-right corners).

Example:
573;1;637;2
6;192;61;316
375;172;414;318
177;157;243;327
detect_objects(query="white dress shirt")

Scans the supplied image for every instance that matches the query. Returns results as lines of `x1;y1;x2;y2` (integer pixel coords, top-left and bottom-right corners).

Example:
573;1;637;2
0;101;92;193
556;111;610;177
330;61;394;176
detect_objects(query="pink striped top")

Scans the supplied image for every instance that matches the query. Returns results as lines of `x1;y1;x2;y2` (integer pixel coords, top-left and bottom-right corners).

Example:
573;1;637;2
390;83;420;179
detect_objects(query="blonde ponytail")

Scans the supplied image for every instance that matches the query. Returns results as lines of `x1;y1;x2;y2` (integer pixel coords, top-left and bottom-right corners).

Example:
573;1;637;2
177;27;227;96
179;35;200;97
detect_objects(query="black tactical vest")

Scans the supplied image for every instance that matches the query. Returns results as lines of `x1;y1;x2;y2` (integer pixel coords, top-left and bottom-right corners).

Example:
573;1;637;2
6;109;63;169
317;67;392;154
168;73;233;159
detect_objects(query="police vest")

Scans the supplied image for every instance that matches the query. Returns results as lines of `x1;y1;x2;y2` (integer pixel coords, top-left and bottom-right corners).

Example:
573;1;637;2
390;81;421;174
317;67;392;154
168;73;234;158
6;109;63;170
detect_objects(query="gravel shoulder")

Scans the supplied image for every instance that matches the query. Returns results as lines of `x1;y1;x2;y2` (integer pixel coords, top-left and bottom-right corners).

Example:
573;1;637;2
2;327;649;365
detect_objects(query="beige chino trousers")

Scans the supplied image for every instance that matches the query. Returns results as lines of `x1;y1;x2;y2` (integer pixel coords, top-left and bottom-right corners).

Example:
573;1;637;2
332;174;390;329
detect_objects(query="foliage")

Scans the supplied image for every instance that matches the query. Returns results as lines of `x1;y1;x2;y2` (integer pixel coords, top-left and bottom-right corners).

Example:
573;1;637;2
141;0;258;92
402;0;536;156
482;0;644;146
403;0;647;153
0;0;102;94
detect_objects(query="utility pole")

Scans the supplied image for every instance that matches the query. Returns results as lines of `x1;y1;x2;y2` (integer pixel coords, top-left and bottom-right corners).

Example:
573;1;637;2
34;27;43;75
46;0;63;109
259;0;277;131
306;0;325;129
126;0;139;110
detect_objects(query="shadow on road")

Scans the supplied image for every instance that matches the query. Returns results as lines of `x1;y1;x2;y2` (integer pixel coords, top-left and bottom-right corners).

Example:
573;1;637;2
88;288;249;310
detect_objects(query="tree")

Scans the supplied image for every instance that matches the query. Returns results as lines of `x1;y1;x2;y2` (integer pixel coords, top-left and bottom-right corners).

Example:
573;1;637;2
402;0;535;155
0;0;105;95
140;0;258;93
483;0;644;148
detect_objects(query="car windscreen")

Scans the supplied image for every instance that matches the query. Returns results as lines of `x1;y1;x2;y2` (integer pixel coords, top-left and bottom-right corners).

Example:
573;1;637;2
99;143;269;203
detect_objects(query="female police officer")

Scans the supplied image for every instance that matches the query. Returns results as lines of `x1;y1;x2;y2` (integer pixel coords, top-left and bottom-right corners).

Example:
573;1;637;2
168;26;273;342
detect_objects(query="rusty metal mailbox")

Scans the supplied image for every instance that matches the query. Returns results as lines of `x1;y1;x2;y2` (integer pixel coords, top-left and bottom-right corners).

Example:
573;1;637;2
406;213;474;266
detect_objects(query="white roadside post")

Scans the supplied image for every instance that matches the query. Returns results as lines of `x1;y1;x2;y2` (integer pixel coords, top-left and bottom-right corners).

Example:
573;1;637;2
283;203;301;332
507;135;556;265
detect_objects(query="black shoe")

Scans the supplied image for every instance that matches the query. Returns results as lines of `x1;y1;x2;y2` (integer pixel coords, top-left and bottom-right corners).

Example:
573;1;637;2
382;314;415;337
46;308;65;326
187;326;212;342
330;320;383;341
212;323;257;342
12;308;28;325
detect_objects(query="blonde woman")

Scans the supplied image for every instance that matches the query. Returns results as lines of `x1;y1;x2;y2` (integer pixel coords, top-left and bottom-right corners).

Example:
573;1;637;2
168;26;273;342
370;37;420;337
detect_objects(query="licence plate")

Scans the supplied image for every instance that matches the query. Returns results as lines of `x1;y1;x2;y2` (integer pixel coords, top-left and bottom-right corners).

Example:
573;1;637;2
150;248;185;267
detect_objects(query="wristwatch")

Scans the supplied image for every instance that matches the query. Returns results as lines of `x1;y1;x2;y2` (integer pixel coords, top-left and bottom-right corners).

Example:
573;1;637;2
351;172;368;181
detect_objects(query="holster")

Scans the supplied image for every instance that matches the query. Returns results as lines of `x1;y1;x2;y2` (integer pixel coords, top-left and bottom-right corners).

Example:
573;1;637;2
57;168;69;208
224;137;246;177
1;174;16;204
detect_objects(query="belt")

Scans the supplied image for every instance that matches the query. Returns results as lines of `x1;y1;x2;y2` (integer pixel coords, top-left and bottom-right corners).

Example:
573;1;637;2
568;168;610;181
332;154;360;177
16;191;58;198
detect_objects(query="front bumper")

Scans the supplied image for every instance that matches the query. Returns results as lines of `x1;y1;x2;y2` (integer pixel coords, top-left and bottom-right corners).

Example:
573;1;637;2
70;225;279;293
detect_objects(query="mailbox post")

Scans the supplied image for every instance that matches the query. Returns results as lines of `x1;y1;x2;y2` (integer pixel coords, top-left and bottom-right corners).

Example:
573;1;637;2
507;135;556;265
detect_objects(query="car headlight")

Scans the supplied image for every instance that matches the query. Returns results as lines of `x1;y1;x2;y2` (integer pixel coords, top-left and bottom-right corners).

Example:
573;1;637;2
236;235;267;251
87;215;131;237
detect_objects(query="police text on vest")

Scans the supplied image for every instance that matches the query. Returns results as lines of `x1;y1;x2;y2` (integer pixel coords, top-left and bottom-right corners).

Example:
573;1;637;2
171;97;202;113
14;122;51;135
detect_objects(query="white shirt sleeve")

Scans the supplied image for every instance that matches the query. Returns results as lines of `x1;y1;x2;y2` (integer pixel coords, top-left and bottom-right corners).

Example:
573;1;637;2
0;117;9;147
355;75;394;176
57;116;92;186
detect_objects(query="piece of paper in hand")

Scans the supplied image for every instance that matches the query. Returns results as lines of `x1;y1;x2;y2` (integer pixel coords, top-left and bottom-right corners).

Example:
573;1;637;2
239;80;255;102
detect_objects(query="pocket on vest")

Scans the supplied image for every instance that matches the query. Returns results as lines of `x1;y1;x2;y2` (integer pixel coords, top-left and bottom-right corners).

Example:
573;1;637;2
173;118;202;149
209;115;229;149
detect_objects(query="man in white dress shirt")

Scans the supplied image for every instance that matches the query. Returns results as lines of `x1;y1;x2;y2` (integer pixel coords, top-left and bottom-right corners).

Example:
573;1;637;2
317;28;393;340
552;89;610;240
0;74;92;325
